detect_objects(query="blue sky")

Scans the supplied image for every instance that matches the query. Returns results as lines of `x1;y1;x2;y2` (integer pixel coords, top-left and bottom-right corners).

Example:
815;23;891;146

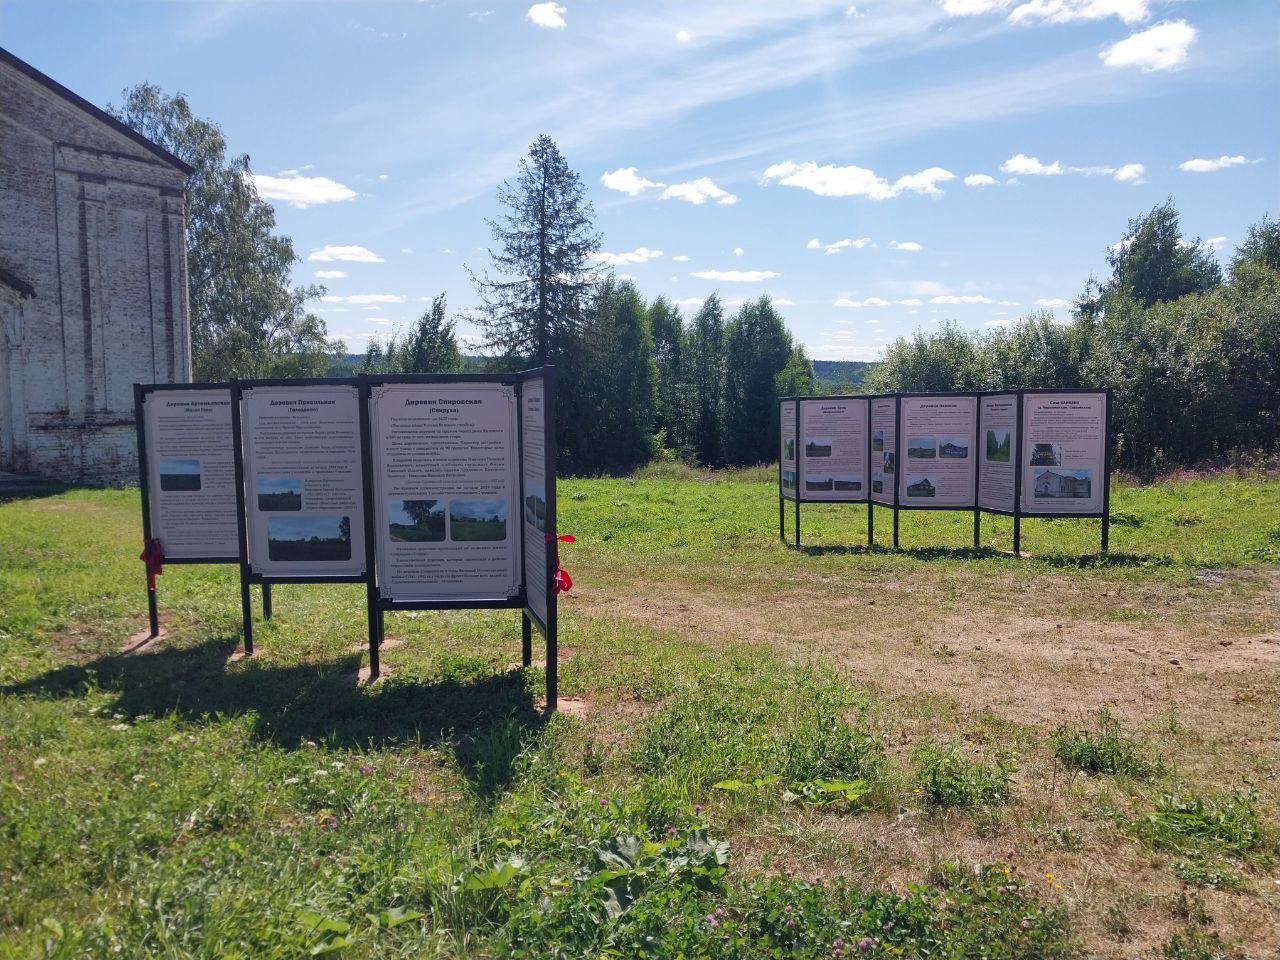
2;0;1276;360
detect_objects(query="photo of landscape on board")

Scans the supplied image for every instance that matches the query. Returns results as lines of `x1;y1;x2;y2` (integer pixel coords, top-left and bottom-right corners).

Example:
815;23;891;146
3;2;1279;957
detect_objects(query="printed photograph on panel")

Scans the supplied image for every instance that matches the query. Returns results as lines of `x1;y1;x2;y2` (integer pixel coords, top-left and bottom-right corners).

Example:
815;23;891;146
257;477;303;511
985;429;1011;463
782;470;797;492
805;437;833;458
907;437;936;459
906;475;937;498
159;458;202;492
267;516;352;561
805;475;834;492
833;474;862;492
1032;468;1092;500
872;430;884;452
1029;442;1063;466
388;499;446;542
524;482;547;534
450;499;508;541
938;436;970;459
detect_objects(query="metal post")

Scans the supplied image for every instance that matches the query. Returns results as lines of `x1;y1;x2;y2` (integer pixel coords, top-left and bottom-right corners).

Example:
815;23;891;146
1013;390;1024;557
357;378;381;680
239;573;254;655
892;395;901;550
134;385;161;639
794;400;802;549
521;612;532;667
262;583;272;620
229;382;254;655
1101;389;1113;555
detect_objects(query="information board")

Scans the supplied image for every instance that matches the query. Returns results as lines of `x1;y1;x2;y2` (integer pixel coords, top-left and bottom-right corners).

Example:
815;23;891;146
521;377;552;627
367;382;521;602
141;387;239;559
800;398;868;501
239;384;367;578
1020;392;1106;515
869;397;897;505
898;395;976;508
780;400;797;500
978;393;1018;513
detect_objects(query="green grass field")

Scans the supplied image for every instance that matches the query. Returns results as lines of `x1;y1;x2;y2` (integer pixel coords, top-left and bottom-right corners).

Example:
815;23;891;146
1;466;1277;958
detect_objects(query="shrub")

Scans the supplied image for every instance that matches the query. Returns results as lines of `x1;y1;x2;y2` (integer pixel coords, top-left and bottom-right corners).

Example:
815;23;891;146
912;738;1015;809
1131;789;1262;854
1050;709;1157;778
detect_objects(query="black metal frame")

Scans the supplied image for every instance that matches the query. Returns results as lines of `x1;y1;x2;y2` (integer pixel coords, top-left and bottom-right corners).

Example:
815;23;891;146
355;367;558;707
780;394;873;549
779;388;1112;555
229;377;370;661
133;381;267;639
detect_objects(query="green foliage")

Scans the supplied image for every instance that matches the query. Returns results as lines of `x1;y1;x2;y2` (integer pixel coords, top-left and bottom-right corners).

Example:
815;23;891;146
912;738;1016;808
1050;708;1157;778
360;294;462;374
1172;857;1244;890
110;84;339;380
722;297;805;466
685;295;727;466
865;322;988;394
1126;789;1263;855
1163;926;1247;960
1105;198;1223;308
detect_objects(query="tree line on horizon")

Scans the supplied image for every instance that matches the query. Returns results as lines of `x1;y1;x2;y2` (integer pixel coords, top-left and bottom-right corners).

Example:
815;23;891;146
115;85;1278;477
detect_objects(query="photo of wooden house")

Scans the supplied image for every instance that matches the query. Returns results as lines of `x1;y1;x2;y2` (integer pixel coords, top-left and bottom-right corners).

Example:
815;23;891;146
906;476;937;498
938;438;969;458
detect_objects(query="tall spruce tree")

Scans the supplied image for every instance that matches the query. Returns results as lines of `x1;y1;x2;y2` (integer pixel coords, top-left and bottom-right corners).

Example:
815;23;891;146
685;295;726;466
648;297;686;451
111;84;338;380
470;135;600;368
721;297;795;466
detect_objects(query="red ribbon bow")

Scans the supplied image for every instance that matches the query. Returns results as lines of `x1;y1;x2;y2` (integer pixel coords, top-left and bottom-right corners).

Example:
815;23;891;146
140;538;164;591
546;533;575;595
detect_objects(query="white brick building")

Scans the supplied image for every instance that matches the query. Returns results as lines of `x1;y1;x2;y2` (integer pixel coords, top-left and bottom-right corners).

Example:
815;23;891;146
1;46;192;484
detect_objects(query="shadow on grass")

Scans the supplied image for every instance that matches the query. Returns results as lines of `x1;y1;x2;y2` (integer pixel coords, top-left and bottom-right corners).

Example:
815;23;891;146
796;543;1171;567
0;636;545;798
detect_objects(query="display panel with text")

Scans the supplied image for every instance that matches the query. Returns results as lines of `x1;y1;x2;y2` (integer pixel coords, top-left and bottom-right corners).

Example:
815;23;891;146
368;383;521;602
869;397;897;505
898;395;976;508
800;398;868;501
978;393;1018;513
780;400;797;500
521;378;551;627
1020;392;1106;515
240;385;367;578
143;388;239;559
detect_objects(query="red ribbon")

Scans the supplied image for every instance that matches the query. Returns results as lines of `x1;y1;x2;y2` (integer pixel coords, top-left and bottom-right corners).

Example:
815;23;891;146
140;538;164;591
546;533;575;595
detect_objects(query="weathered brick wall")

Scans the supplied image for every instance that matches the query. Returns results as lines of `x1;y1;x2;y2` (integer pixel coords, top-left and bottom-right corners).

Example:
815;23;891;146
0;56;191;485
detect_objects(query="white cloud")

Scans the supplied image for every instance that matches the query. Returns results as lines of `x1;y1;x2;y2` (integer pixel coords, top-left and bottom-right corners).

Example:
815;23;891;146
1008;0;1149;26
593;247;664;266
761;161;955;200
315;270;346;279
931;294;996;304
897;298;924;306
691;269;779;282
964;173;998;186
308;245;384;263
442;248;455;255
985;318;1013;327
601;167;665;196
834;296;891;308
672;255;691;262
526;2;566;29
1179;155;1257;173
890;240;923;252
400;247;414;254
1034;297;1070;308
1205;236;1228;250
662;177;738;205
1001;153;1063;176
673;297;706;308
733;247;745;257
773;297;796;306
675;29;692;42
250;171;357;208
1113;162;1145;183
941;0;1010;14
320;294;405;304
807;237;873;254
1100;19;1196;71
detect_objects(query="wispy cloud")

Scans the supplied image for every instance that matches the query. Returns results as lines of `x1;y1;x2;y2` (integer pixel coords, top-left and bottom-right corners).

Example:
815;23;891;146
314;270;346;279
601;167;665;196
691;269;779;282
834;296;890;307
1002;153;1062;176
251;171;357;207
320;294;405;304
762;161;955;199
1179;155;1259;173
662;177;738;205
308;245;385;263
593;247;665;266
807;237;873;254
527;2;567;29
1100;19;1196;71
1034;297;1071;308
964;173;998;187
890;240;923;252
